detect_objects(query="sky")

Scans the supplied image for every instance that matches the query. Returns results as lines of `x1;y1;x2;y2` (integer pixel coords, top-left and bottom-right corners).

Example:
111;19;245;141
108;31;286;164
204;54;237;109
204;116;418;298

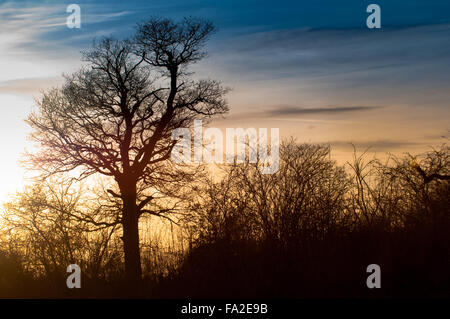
0;0;449;202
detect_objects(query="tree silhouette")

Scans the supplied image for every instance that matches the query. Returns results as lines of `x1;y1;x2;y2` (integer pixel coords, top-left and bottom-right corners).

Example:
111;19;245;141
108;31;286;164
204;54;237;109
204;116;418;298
2;179;121;286
25;17;229;288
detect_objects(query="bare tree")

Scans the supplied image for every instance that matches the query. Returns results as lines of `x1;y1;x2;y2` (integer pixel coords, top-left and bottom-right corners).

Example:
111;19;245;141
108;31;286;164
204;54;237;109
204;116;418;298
2;179;120;282
190;140;351;246
25;17;229;287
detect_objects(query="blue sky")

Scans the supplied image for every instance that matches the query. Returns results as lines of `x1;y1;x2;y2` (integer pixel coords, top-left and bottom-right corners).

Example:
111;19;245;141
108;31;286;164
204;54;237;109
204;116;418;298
0;0;449;200
5;0;450;49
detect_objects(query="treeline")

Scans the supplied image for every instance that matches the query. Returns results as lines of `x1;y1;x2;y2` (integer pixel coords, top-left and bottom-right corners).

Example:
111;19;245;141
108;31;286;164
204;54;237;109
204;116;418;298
0;140;449;298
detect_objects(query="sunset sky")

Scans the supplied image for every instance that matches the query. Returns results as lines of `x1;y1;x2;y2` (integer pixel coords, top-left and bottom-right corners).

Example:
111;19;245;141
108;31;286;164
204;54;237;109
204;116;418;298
0;0;449;202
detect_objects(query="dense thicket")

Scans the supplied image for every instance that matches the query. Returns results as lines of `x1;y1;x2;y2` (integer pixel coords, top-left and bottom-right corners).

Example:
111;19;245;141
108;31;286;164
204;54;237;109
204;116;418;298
1;141;448;298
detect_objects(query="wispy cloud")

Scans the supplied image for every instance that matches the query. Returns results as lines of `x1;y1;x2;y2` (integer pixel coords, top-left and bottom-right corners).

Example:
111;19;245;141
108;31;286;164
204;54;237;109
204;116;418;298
268;105;382;116
0;1;137;88
215;105;383;123
328;140;423;152
0;77;63;95
0;2;135;56
204;23;450;84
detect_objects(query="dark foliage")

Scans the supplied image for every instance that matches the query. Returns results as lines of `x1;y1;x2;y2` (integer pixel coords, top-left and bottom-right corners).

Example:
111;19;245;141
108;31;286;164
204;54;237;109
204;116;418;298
1;141;448;298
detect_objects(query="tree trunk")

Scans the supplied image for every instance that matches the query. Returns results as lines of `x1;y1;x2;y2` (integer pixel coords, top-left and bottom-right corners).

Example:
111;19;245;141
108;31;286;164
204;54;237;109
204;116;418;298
120;182;142;293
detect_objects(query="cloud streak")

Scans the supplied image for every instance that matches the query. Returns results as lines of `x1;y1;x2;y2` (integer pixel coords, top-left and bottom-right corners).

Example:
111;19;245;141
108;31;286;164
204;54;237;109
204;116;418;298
0;77;63;95
217;105;383;123
205;24;450;84
328;140;423;152
268;105;382;116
